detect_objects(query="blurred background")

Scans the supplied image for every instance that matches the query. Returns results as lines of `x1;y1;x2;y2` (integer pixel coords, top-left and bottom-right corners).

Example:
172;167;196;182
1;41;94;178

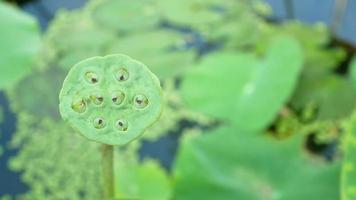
20;0;356;45
0;0;356;199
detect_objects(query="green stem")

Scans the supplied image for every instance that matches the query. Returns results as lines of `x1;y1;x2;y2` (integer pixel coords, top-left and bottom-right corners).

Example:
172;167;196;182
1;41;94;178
101;144;115;200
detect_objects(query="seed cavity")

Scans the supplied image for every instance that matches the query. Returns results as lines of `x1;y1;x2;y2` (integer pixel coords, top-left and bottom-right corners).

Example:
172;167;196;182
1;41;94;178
85;71;99;84
90;94;104;105
116;68;129;82
116;119;128;131
93;117;106;129
71;98;86;113
133;94;149;109
111;90;125;105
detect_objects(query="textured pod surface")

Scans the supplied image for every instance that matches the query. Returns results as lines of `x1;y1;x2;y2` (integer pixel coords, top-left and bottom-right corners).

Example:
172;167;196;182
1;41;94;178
59;54;163;145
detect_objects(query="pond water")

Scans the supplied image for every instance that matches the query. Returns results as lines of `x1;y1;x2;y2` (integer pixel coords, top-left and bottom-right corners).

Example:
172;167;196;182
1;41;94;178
0;93;27;195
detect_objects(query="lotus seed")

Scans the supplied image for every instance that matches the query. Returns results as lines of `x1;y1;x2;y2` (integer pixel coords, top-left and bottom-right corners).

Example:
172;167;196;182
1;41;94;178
111;90;125;105
85;71;99;84
116;119;128;131
116;68;129;81
71;98;86;113
90;94;104;105
94;117;106;129
133;94;149;109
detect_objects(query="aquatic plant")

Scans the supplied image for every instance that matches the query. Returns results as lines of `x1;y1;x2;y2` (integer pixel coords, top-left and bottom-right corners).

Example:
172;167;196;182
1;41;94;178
0;2;40;90
59;54;163;199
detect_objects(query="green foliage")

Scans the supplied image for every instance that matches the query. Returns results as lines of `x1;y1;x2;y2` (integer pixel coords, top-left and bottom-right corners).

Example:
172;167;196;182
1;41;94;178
2;0;354;199
291;71;356;120
279;22;345;69
59;54;163;145
143;79;212;141
157;0;224;26
40;10;116;70
349;55;356;88
115;143;172;200
8;114;102;200
342;111;356;200
90;0;160;31
116;159;172;200
181;36;303;131
108;30;195;79
7;67;64;119
174;126;340;200
0;2;41;90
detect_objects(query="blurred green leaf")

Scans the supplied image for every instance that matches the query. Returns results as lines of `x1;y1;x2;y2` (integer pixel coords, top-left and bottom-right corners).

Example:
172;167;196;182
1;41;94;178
291;69;356;120
46;11;113;52
58;48;104;70
203;1;267;49
349;55;356;88
342;111;356;200
115;158;172;200
108;30;195;79
7;67;65;119
0;2;41;89
90;0;160;31
255;22;345;70
43;11;115;70
279;22;330;48
207;16;262;49
173;126;340;200
143;79;213;141
181;36;303;131
157;0;223;26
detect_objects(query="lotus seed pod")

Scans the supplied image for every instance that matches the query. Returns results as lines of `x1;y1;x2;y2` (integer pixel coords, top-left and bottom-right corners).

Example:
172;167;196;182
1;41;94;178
133;94;149;109
111;90;125;106
59;54;163;145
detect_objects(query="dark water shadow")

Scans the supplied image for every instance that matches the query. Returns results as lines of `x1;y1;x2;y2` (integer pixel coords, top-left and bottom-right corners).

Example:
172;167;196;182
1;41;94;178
0;92;28;196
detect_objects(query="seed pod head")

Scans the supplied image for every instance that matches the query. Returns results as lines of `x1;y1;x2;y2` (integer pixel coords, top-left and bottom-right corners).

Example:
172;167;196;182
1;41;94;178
59;54;163;145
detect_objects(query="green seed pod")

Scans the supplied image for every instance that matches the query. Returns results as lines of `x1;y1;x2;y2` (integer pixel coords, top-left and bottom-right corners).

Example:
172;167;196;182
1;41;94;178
116;68;129;82
111;90;125;106
93;117;106;129
133;94;149;109
85;71;99;84
116;119;128;131
90;92;104;105
59;54;163;145
71;97;86;113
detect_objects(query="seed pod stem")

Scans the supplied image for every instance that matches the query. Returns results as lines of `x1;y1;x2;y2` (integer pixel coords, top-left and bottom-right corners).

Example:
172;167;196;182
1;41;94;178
101;144;115;199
